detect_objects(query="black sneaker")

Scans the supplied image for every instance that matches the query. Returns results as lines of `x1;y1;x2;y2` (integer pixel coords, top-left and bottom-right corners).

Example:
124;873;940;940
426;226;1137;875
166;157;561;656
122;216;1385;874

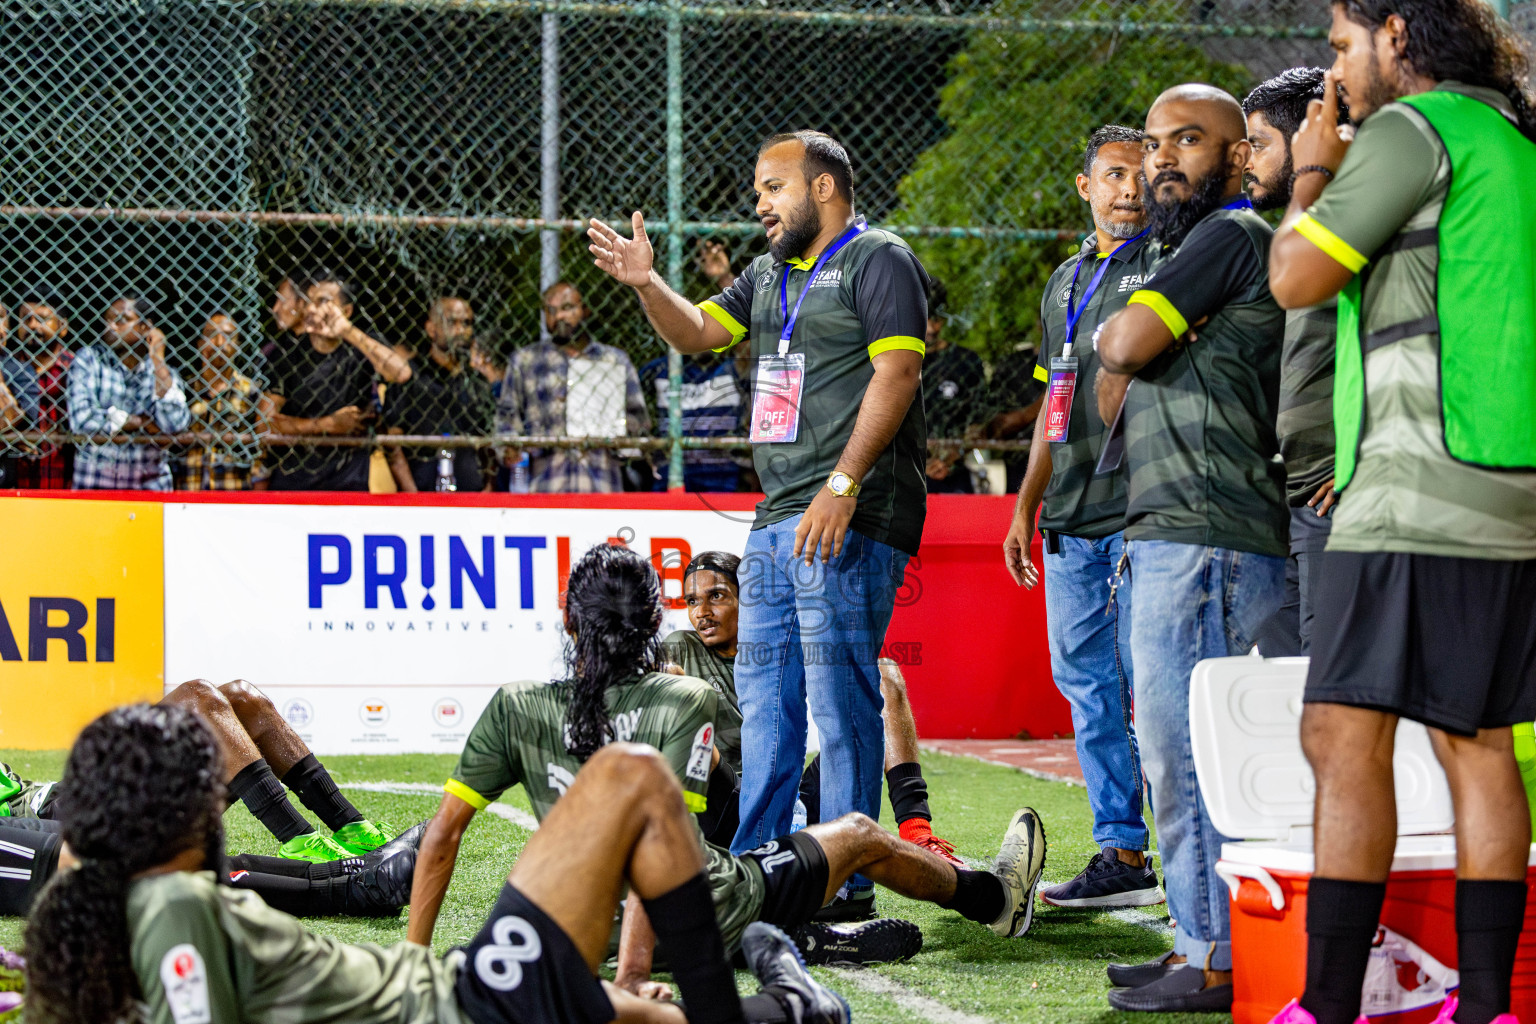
811;887;877;922
1038;850;1164;908
740;922;852;1024
338;821;427;916
793;918;923;966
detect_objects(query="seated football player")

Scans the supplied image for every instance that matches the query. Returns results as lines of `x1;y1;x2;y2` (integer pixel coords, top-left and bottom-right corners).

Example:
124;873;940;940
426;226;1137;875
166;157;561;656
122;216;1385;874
663;551;963;887
0;814;422;920
25;703;849;1024
409;544;1048;988
0;678;397;863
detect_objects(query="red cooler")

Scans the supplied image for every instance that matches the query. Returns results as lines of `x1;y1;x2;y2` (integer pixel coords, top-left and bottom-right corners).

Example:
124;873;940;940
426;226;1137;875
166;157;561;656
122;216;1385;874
1190;656;1536;1024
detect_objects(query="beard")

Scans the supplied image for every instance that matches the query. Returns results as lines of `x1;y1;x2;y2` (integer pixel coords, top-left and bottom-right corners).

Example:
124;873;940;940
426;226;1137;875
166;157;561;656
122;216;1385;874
1343;51;1397;124
769;193;822;263
549;319;579;341
1146;167;1232;248
1244;153;1293;212
1093;205;1146;241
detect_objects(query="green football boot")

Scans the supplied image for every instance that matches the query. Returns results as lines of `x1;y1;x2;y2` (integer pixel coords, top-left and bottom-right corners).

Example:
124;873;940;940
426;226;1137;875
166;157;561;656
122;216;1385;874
331;819;399;857
277;831;352;863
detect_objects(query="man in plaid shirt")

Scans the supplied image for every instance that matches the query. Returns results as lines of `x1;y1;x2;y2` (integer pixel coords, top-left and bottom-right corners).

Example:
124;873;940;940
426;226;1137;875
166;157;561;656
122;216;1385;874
67;295;191;490
496;281;649;492
6;293;75;488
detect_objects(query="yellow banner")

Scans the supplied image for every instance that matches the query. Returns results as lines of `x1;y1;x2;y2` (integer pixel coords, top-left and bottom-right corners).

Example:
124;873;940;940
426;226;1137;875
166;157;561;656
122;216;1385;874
0;498;164;749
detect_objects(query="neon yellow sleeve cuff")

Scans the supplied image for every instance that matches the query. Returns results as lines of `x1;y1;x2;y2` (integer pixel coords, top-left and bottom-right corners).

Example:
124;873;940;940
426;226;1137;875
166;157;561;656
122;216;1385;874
684;791;707;813
1033;363;1049;383
698;301;748;353
444;778;491;811
1294;213;1369;274
868;336;926;360
1128;290;1189;339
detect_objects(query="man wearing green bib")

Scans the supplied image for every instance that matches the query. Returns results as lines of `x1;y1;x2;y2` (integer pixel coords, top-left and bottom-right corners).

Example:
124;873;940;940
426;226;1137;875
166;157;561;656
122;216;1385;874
1268;2;1536;1022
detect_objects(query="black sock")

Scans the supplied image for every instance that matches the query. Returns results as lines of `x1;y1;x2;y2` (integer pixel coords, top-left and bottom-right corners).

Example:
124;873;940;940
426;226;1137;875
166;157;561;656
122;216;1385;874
939;867;1008;924
1299;878;1386;1024
886;762;932;825
740;992;790;1024
643;873;745;1024
1454;879;1528;1024
228;758;313;844
282;754;364;831
798;756;822;826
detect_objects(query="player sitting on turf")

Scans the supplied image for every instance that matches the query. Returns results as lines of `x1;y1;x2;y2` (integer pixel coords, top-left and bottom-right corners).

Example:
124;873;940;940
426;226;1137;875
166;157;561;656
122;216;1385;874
409;543;1048;988
0;814;424;920
663;551;964;888
0;678;397;863
24;703;849;1024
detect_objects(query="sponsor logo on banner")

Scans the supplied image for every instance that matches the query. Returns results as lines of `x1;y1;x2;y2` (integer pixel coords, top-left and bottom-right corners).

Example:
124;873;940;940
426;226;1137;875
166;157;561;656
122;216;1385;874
282;698;314;728
0;498;164;750
360;701;390;727
432;698;463;729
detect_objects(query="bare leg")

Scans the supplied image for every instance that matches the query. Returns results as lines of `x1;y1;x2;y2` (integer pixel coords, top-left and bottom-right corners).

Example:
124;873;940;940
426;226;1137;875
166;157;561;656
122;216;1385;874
879;662;921;770
220;680;310;777
161;679;260;783
1302;703;1399;880
1431;726;1530;881
803;812;958;906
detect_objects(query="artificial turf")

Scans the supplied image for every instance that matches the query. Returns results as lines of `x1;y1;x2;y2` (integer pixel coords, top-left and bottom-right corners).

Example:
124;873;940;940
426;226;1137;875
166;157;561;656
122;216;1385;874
0;747;1222;1023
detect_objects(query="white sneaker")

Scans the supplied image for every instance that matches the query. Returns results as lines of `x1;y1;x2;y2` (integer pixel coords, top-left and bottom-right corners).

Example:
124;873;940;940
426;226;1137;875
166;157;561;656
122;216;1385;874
989;807;1047;937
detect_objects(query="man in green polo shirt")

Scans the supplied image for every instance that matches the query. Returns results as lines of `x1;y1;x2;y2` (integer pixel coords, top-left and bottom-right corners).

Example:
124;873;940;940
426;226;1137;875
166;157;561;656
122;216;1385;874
1002;125;1163;912
589;129;929;920
1267;1;1536;1021
1092;84;1288;1014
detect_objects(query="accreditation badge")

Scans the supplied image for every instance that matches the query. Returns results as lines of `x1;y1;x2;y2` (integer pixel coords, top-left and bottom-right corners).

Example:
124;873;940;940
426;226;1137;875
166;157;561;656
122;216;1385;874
1043;355;1079;443
750;353;804;443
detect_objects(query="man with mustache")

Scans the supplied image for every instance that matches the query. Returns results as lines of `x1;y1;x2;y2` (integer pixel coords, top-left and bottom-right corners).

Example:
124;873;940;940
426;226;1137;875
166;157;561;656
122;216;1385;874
1002;125;1163;911
1092;85;1288;1014
1242;68;1347;657
1267;0;1536;1020
6;292;73;488
386;296;496;492
496;281;650;493
588;130;944;925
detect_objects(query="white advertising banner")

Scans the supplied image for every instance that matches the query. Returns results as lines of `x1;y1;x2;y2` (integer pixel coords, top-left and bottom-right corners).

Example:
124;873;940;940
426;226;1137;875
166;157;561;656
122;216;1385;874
163;503;751;754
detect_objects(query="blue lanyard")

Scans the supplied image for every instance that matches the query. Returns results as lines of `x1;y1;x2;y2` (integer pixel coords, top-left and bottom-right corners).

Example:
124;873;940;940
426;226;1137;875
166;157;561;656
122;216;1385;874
1064;229;1147;355
1222;195;1254;212
777;218;867;355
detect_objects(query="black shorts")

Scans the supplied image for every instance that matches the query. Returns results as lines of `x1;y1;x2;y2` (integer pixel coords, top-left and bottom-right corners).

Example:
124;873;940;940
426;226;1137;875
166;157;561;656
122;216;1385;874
455;882;613;1024
1305;551;1536;735
0;820;64;916
739;830;830;931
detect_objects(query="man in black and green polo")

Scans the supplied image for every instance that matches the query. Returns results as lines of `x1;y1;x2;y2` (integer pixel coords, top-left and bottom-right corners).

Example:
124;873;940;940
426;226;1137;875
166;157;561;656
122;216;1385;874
1091;84;1288;1014
589;130;937;923
1268;1;1536;1020
1002;124;1163;911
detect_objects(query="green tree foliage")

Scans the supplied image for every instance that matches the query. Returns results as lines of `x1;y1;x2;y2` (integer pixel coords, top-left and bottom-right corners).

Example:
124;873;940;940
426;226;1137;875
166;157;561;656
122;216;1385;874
897;3;1253;360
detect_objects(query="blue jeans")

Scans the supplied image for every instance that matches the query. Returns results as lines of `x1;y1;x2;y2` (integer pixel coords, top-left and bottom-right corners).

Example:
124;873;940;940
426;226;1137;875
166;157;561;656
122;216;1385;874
1043;531;1147;851
1128;539;1284;971
730;517;910;881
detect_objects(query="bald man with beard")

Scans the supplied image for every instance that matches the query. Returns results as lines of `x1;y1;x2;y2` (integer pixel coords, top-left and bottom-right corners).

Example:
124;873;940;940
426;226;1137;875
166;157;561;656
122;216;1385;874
1091;84;1288;1014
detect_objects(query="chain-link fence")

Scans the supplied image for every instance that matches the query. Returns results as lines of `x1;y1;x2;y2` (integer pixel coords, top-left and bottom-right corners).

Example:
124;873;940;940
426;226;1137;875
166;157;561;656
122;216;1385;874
0;0;1338;494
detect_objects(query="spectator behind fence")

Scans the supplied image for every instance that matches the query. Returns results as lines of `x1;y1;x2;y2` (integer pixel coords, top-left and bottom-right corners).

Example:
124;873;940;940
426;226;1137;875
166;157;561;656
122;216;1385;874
67;295;191;491
1267;2;1536;1020
259;275;307;366
1243;67;1344;658
0;303;43;487
1092;85;1287;1014
7;292;74;488
920;276;985;493
182;313;262;491
984;344;1048;494
639;346;749;493
260;271;411;491
495;281;649;493
1003;125;1162;913
385;296;495;492
590;130;929;922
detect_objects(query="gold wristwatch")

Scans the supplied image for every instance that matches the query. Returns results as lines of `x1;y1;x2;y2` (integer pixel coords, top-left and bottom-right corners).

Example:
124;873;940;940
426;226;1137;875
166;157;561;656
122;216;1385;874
826;470;862;498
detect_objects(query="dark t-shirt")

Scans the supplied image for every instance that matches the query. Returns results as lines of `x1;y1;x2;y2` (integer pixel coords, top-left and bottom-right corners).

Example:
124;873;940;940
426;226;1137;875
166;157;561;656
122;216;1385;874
266;338;378;491
1034;233;1161;538
1122;207;1289;556
386;351;494;492
701;218;930;555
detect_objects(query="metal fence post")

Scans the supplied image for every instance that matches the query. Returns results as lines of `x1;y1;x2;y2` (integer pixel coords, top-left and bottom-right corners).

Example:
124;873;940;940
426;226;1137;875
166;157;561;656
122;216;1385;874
665;1;686;492
540;9;561;337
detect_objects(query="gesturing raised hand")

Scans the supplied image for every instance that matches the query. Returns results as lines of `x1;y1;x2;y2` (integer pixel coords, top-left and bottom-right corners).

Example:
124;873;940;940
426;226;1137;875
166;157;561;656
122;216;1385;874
588;212;655;288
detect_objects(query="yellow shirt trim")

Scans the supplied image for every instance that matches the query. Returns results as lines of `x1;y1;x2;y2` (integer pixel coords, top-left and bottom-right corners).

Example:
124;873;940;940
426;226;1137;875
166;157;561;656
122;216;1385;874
684;791;707;813
1294;213;1369;274
698;301;748;353
1128;290;1189;339
868;336;926;360
443;778;490;811
1032;363;1049;383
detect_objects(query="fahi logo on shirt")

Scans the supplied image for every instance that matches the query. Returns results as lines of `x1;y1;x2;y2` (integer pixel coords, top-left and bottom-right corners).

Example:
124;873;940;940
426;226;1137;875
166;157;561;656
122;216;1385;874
1117;273;1148;293
160;944;212;1024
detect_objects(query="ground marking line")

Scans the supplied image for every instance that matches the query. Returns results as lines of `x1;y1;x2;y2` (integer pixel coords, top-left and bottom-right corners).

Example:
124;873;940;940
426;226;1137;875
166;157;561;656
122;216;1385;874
1107;907;1170;935
838;970;997;1024
342;781;539;831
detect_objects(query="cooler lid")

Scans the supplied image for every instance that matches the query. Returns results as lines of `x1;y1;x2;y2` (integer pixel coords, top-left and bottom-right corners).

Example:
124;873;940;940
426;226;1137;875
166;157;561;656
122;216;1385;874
1189;656;1454;840
1219;834;1468;874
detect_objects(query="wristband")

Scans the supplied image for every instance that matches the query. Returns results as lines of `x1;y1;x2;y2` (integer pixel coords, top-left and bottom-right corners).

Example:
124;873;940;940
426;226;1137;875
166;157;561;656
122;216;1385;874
1293;165;1335;182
